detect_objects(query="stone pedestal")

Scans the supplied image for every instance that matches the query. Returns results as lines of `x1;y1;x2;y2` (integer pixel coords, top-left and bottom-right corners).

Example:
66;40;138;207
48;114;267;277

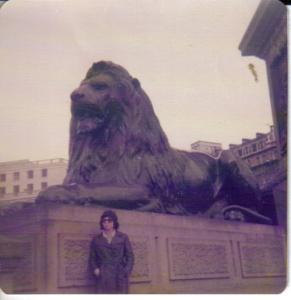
0;203;287;294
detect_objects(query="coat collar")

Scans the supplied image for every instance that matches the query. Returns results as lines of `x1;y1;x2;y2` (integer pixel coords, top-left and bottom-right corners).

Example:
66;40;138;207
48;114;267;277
102;229;116;243
97;231;123;245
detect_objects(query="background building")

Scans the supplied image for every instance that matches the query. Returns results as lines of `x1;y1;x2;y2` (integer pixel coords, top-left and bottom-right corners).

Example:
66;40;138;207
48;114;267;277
190;141;222;158
229;126;279;188
0;158;67;205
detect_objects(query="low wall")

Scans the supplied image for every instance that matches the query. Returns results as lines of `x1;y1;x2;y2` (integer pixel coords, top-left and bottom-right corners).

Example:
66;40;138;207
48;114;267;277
0;203;287;294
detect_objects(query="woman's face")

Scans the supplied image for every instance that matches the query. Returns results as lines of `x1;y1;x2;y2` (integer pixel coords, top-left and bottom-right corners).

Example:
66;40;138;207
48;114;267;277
102;217;114;231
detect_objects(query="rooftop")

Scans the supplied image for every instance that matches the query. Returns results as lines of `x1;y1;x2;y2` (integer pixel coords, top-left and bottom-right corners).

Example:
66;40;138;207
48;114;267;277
0;158;68;167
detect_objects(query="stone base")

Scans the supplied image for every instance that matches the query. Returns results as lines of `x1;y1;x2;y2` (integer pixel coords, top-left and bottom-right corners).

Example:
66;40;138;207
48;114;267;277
0;203;287;294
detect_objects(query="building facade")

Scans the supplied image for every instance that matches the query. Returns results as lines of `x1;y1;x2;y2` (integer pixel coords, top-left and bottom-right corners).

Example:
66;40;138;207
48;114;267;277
229;126;279;188
0;158;67;204
190;141;222;158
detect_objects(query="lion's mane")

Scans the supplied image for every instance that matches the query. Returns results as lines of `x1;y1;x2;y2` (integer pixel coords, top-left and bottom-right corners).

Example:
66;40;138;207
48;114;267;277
65;61;170;181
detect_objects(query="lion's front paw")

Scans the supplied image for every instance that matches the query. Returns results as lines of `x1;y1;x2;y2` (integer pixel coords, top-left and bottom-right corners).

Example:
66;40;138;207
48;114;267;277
135;197;165;213
35;184;79;203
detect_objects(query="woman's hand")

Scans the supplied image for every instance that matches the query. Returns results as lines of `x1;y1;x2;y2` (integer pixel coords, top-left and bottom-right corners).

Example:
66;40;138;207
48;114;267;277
94;268;100;277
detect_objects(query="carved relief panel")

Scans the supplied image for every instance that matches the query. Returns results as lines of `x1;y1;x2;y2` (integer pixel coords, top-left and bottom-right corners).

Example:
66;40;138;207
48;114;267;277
58;233;95;287
129;236;152;283
167;238;233;280
13;237;37;292
238;241;286;278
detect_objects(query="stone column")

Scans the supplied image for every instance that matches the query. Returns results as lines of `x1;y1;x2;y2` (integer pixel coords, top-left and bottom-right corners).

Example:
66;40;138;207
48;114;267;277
239;0;287;231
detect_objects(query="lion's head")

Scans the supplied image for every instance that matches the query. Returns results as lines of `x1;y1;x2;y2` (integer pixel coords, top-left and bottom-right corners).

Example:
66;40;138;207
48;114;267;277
65;61;170;185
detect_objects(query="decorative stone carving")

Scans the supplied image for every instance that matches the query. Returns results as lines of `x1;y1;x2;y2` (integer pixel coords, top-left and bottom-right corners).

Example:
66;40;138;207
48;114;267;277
0;239;23;274
0;258;21;273
58;234;95;287
238;242;286;278
130;237;151;283
13;238;36;292
167;238;232;280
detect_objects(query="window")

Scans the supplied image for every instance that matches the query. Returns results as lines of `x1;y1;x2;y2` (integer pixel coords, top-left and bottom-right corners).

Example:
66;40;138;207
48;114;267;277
27;170;34;179
252;144;257;152
27;184;33;193
249;158;255;167
258;141;264;150
0;174;6;182
13;172;20;180
41;169;48;177
238;149;242;156
41;182;48;190
13;185;20;194
0;187;6;197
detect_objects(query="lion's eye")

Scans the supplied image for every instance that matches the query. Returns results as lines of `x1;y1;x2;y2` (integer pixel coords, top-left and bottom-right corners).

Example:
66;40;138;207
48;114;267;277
91;83;108;91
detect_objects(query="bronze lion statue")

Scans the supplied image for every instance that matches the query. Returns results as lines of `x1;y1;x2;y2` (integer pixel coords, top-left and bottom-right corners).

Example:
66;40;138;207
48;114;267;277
36;61;271;222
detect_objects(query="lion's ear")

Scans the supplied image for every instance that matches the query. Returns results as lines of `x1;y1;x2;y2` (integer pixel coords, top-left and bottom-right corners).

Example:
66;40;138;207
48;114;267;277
132;78;140;89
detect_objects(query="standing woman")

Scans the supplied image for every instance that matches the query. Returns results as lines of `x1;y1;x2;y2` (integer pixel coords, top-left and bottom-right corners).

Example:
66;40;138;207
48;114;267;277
89;210;134;294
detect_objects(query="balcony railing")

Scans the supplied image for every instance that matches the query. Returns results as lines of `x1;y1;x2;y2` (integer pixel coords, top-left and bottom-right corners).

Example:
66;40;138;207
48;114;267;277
31;158;68;165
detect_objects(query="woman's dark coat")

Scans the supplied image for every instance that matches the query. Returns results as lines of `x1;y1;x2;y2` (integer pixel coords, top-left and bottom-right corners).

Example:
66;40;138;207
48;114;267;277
89;231;134;294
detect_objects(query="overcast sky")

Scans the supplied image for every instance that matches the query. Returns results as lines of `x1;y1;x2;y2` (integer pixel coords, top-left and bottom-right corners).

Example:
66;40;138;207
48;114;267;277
0;0;273;162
